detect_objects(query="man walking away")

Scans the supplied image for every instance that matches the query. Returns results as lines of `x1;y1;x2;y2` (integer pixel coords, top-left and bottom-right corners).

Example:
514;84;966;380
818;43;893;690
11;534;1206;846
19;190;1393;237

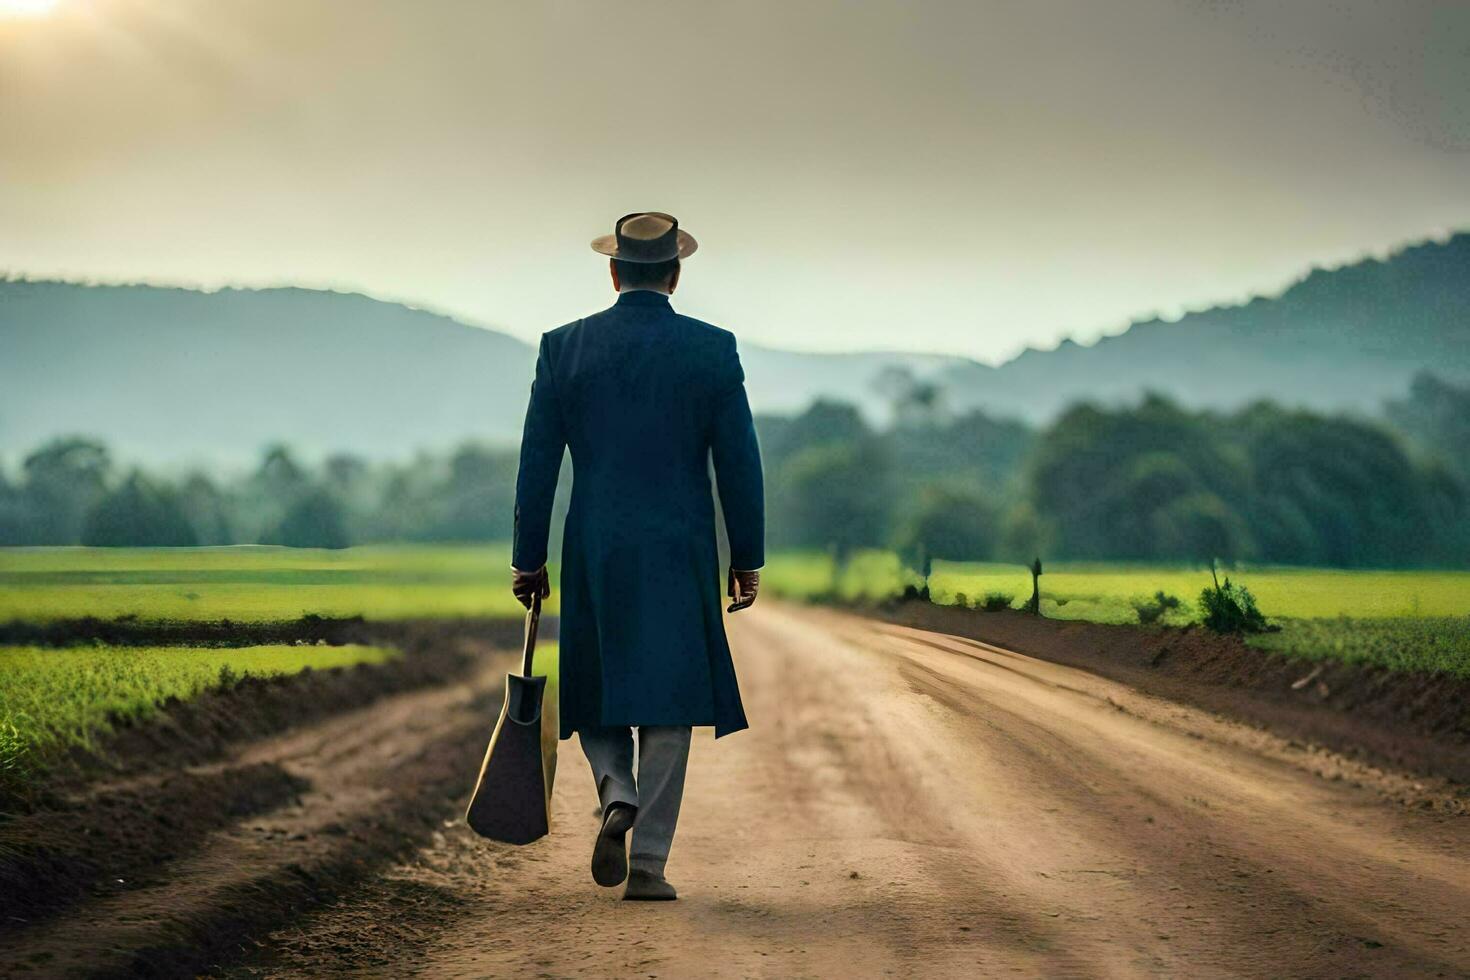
510;212;765;901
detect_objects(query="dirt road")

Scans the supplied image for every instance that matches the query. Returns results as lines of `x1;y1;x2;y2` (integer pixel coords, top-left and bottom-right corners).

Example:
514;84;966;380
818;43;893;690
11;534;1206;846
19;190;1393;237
232;602;1468;979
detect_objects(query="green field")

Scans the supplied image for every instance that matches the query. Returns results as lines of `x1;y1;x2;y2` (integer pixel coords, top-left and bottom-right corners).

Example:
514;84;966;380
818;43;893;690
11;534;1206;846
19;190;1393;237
763;550;1470;621
0;545;563;793
5;544;1466;636
3;545;1467;690
1248;617;1470;677
763;550;1470;677
0;545;540;623
0;643;394;788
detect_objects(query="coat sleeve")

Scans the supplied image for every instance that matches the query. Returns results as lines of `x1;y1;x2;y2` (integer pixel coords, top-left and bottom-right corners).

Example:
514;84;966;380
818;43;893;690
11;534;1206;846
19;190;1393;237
512;334;567;571
710;334;766;570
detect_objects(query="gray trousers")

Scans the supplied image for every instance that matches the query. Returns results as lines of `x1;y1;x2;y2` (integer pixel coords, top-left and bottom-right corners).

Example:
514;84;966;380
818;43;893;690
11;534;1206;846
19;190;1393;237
578;725;692;878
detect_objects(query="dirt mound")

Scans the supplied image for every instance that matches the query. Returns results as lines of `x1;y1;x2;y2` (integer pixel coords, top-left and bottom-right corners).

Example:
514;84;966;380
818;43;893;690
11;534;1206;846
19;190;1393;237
0;613;365;647
0;613;539;649
0;618;522;940
0;656;507;977
874;601;1470;786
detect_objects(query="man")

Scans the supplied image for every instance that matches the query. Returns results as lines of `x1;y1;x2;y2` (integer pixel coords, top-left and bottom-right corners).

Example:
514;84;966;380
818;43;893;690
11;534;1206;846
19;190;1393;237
510;212;764;902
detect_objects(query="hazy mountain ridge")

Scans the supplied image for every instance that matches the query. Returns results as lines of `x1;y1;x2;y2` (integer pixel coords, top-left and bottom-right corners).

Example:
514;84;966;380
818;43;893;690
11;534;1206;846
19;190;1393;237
940;233;1470;421
0;280;963;465
2;232;1466;464
1;282;536;465
739;346;967;420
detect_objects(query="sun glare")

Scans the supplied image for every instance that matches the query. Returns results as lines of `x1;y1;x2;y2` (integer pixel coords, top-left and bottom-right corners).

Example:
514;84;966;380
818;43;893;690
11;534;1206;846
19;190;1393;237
0;0;60;18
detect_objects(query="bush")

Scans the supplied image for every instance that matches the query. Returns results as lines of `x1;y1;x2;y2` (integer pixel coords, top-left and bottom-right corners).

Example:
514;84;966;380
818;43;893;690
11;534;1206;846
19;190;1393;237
900;582;930;602
1199;578;1268;634
1132;590;1182;625
981;591;1014;612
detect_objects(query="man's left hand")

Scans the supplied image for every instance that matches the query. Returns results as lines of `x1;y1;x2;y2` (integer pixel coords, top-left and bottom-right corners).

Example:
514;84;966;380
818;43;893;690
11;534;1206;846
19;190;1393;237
512;565;550;609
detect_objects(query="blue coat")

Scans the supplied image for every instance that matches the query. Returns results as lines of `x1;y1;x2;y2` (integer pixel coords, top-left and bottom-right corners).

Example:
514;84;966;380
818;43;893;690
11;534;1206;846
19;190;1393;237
512;290;765;739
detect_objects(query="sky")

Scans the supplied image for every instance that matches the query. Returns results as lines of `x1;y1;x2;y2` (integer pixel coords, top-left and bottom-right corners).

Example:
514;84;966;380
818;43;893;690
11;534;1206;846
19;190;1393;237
1;0;1467;363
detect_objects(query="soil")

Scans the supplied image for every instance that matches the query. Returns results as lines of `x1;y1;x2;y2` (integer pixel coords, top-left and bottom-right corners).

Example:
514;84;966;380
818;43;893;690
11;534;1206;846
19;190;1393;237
232;605;1468;977
0;613;532;649
3;603;1468;978
871;600;1470;788
0;620;520;955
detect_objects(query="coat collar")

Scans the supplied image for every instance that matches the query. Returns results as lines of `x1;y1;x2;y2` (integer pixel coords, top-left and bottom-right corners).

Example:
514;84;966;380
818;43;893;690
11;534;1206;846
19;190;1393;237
614;290;673;309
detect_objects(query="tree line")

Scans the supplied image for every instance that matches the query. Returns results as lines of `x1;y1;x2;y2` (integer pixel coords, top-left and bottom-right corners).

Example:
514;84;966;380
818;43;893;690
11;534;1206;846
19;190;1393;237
0;441;520;550
761;370;1468;571
2;371;1466;569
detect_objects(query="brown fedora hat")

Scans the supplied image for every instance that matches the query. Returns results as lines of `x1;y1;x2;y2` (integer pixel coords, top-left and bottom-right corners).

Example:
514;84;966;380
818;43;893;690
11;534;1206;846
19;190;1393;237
591;211;698;263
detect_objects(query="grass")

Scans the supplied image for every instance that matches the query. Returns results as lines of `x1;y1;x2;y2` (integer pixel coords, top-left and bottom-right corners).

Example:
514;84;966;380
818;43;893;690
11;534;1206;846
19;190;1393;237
0;545;540;623
0;643;394;788
1249;618;1470;678
7;543;1463;632
761;550;923;604
764;550;1470;623
763;549;1470;677
0;546;563;797
3;543;1465;695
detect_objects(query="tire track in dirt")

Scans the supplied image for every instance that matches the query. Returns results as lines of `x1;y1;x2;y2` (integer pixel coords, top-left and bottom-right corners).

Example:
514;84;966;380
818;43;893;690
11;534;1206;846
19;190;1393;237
231;602;1470;979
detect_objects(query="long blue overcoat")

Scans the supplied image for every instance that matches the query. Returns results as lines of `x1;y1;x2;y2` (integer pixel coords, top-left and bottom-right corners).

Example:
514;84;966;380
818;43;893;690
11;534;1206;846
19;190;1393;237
511;290;765;739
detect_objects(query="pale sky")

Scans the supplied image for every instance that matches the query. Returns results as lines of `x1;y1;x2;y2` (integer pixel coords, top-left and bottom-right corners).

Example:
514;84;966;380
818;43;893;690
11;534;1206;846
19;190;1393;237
1;0;1467;363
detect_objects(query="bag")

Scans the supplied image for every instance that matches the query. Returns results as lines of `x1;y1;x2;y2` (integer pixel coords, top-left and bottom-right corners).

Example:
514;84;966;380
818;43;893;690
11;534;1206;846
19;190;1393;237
465;592;559;844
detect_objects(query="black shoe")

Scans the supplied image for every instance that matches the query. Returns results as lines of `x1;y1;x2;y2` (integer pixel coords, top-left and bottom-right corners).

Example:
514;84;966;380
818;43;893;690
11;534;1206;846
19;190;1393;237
623;869;678;901
591;803;637;887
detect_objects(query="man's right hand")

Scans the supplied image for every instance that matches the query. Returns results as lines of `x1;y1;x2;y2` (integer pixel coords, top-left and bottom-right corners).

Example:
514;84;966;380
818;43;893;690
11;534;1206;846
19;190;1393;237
727;567;760;613
512;565;550;609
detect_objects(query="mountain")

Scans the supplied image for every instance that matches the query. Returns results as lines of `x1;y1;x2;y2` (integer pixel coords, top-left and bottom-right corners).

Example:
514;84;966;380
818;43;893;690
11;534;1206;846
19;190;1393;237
739;347;965;419
3;232;1466;465
0;281;957;465
1;283;536;466
940;233;1470;422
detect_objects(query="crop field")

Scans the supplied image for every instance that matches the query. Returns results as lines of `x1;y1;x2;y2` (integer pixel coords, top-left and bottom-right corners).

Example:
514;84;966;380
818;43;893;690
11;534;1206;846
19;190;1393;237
764;550;1470;620
0;546;552;796
763;550;1470;677
3;545;1466;778
0;545;541;623
1;549;1467;975
0;643;394;789
0;544;560;794
1248;618;1470;678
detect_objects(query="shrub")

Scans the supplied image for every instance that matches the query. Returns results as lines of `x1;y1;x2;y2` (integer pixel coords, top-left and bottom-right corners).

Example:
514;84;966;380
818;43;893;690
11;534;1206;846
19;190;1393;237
1132;590;1182;625
900;582;930;602
981;591;1015;612
953;592;969;608
1199;577;1267;634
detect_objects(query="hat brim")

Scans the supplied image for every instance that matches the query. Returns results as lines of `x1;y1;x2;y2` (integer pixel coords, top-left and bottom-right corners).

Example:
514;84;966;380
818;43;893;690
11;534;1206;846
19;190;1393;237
590;229;698;262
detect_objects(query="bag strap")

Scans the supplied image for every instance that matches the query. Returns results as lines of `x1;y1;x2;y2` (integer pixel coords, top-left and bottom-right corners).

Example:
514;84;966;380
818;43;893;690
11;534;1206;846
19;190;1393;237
520;591;542;677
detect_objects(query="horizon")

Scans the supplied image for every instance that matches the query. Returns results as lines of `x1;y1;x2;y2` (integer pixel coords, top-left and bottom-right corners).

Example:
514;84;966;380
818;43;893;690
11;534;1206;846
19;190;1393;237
6;225;1464;367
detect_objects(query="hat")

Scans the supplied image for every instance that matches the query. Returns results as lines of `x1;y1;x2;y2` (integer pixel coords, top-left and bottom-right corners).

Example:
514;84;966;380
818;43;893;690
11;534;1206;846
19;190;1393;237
591;212;698;263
